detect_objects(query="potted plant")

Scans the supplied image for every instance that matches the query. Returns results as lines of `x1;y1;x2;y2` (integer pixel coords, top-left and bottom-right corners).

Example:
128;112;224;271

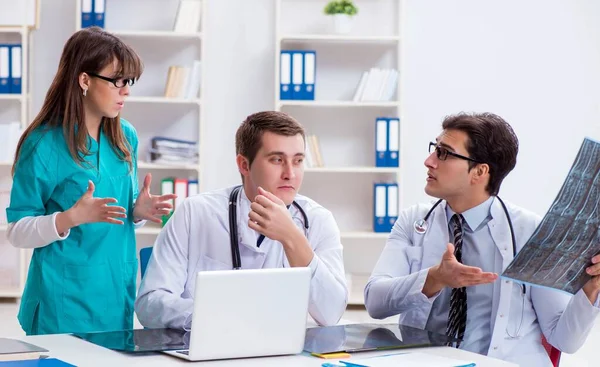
324;0;358;34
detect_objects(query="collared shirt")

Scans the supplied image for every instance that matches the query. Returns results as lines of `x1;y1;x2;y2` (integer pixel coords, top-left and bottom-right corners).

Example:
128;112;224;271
135;185;348;329
426;196;496;354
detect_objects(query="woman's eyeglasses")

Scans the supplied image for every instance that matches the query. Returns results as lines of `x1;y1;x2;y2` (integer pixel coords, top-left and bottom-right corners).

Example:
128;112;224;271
87;72;135;88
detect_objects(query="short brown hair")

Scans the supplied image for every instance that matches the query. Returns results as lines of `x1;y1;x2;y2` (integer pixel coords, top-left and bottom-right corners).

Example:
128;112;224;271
442;112;519;196
235;111;305;166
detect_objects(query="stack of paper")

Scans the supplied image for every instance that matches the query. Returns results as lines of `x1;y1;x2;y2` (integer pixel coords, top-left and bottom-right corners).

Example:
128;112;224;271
147;137;198;165
338;352;475;367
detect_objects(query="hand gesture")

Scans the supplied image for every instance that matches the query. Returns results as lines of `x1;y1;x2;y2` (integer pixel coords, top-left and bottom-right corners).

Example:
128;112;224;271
248;187;301;243
436;243;498;288
70;180;127;225
133;173;178;224
424;244;497;297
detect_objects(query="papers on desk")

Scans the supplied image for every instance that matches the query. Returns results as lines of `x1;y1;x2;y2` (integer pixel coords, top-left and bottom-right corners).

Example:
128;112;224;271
337;352;475;367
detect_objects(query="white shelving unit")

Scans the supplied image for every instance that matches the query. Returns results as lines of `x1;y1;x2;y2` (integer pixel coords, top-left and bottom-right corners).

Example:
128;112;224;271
0;25;33;299
74;0;206;260
275;0;402;306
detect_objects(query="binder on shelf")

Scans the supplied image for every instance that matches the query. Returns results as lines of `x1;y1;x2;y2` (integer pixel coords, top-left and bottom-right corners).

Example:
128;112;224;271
280;51;292;100
10;45;21;94
303;50;316;100
94;0;105;28
187;179;199;197
161;178;175;226
386;183;399;229
81;0;94;28
291;51;303;100
375;118;387;167
387;117;399;167
373;183;388;233
174;178;188;210
0;46;9;94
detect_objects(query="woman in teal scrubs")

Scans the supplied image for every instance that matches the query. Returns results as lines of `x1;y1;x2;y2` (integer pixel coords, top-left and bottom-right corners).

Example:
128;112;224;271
6;27;176;335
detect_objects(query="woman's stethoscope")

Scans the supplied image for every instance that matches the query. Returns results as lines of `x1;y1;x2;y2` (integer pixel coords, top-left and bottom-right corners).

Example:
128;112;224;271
414;196;526;339
228;185;309;270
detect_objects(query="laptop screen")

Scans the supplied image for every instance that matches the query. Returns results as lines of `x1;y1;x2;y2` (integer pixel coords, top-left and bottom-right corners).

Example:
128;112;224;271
73;328;189;352
303;323;458;354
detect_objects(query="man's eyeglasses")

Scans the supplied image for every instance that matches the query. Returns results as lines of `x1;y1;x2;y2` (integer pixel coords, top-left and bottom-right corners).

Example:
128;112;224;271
87;72;135;88
428;142;482;163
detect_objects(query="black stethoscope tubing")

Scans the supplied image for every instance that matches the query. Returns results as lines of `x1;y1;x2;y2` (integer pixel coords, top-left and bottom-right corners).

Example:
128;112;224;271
228;185;309;270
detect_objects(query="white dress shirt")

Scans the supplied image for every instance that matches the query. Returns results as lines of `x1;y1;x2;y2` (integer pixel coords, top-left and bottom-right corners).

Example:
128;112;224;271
364;198;600;366
135;186;348;329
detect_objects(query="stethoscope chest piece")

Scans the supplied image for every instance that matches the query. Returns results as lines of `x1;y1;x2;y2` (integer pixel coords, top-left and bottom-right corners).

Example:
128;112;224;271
414;219;428;234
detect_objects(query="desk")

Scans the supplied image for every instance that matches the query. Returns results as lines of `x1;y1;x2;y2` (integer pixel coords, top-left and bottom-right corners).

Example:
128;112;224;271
19;334;517;366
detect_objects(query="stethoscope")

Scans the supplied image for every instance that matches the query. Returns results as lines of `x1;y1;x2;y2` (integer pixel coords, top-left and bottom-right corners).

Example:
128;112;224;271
414;196;526;339
228;185;309;270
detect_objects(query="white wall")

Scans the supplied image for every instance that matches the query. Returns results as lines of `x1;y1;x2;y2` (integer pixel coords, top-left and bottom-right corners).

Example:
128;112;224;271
29;0;600;217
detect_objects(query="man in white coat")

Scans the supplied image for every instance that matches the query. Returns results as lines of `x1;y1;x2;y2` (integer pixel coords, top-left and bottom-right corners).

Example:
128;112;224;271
364;112;600;366
135;111;347;329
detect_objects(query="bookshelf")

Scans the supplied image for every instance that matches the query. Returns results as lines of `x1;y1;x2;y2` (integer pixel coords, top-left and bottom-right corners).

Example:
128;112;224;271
0;25;33;299
75;0;206;259
275;0;402;306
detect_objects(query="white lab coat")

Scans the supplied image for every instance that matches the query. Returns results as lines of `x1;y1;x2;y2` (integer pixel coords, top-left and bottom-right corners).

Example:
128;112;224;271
364;199;599;366
135;186;348;329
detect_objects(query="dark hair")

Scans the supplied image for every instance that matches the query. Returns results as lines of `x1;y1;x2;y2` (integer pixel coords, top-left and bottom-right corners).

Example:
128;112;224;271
235;111;305;166
13;26;143;175
442;112;519;195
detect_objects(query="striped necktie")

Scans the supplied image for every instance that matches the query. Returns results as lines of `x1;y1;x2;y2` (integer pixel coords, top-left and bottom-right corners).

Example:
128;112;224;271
446;214;467;347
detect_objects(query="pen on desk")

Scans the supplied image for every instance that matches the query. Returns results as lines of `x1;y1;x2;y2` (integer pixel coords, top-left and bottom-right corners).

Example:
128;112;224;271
321;363;345;367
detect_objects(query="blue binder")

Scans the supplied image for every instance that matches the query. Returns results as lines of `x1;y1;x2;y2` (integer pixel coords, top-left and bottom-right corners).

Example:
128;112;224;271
81;0;94;28
280;51;292;100
303;50;316;100
375;118;388;167
387;118;399;167
291;51;303;100
386;183;399;230
373;183;388;232
10;45;22;94
94;0;105;28
0;45;10;94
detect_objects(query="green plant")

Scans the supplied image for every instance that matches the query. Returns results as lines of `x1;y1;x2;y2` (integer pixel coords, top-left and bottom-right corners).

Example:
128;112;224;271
324;0;358;16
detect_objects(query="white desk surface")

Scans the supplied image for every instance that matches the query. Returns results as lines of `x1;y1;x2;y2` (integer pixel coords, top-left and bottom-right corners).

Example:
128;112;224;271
19;334;518;367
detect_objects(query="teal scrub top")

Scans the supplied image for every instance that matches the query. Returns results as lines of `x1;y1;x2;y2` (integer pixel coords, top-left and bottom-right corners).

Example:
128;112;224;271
6;119;140;335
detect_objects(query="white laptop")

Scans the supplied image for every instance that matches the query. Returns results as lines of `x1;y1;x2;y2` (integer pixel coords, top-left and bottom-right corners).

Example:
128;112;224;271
163;267;311;361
